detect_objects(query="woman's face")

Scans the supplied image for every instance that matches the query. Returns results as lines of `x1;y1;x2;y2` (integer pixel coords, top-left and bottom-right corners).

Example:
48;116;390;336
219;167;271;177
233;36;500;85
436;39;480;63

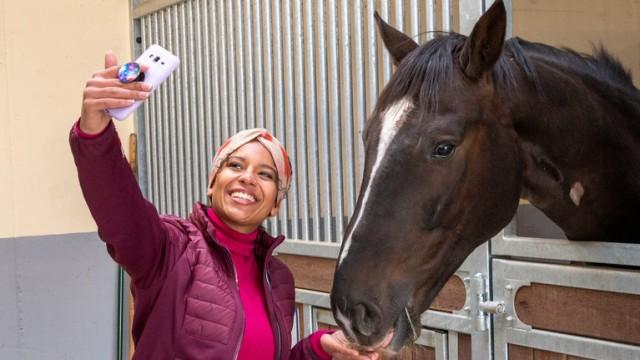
207;141;279;233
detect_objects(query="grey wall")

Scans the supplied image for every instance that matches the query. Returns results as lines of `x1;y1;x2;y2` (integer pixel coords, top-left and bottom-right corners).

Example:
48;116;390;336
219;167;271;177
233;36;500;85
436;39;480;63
0;232;118;360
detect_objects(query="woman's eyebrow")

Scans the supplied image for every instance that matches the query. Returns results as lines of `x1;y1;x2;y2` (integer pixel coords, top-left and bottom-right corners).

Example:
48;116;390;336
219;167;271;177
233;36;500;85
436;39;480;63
228;155;276;173
227;155;245;161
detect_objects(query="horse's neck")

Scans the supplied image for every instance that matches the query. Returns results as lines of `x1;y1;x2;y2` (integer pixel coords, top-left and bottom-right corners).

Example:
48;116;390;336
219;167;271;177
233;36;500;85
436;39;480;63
509;60;640;243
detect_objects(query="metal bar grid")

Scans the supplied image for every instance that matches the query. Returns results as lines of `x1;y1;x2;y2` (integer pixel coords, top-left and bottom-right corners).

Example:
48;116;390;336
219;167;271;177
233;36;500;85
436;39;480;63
136;0;461;242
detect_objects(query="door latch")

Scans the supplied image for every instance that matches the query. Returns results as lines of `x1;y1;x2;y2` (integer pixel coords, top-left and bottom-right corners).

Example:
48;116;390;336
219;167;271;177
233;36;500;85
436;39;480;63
469;273;505;331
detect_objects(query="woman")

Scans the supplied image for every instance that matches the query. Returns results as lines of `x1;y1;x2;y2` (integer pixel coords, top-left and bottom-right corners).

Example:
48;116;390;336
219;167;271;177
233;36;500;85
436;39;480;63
70;52;380;359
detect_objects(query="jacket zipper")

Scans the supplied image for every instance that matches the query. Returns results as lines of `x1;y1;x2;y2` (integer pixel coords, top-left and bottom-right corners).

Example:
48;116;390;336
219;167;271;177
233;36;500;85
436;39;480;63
266;271;282;360
224;248;244;360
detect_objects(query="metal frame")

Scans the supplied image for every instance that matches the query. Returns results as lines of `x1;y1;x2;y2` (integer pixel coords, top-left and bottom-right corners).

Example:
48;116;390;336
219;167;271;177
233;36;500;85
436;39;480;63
492;217;640;267
492;259;640;360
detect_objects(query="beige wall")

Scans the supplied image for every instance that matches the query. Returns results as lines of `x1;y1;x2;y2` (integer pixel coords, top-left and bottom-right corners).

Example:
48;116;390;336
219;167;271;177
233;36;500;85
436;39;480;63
0;0;135;238
512;0;640;85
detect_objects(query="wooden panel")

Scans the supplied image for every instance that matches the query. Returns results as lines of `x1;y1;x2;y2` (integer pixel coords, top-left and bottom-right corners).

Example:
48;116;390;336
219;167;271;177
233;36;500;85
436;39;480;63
508;344;590;360
515;283;640;345
295;303;305;339
430;275;466;312
458;333;472;360
276;254;466;311
276;254;336;292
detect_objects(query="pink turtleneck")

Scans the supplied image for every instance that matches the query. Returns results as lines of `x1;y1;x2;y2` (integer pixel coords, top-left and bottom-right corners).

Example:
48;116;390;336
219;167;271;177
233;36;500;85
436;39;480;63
207;208;275;360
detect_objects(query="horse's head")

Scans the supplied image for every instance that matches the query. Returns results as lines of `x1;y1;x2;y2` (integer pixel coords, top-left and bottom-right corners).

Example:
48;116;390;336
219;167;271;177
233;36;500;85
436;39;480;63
331;0;523;351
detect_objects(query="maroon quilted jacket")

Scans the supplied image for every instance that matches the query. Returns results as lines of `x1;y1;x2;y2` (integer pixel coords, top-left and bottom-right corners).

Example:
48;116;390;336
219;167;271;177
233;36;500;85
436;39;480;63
70;121;321;359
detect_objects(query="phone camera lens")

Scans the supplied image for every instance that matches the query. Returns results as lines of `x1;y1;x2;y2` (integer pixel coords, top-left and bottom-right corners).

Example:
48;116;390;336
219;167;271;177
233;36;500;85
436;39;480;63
154;56;161;62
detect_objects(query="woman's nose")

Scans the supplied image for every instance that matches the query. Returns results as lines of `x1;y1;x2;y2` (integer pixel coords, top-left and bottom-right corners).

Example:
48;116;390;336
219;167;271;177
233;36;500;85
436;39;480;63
238;170;257;185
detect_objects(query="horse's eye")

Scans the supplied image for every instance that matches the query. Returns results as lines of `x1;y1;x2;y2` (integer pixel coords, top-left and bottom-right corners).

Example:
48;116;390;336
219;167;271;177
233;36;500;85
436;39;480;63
433;143;456;158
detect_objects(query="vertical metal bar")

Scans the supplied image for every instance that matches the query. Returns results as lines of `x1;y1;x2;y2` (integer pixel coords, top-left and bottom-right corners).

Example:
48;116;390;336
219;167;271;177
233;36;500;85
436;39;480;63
283;0;300;239
151;13;163;211
380;0;392;83
459;0;484;35
217;0;229;142
167;6;180;216
202;0;214;194
262;0;278;234
293;0;310;239
211;0;222;154
366;0;378;113
173;6;187;216
244;0;256;129
443;0;453;32
272;0;289;236
141;17;154;207
194;0;206;204
504;0;513;38
304;0;321;242
410;0;420;38
226;0;238;136
234;0;246;131
339;0;354;242
317;0;331;242
427;0;436;40
394;0;403;32
352;1;366;219
187;2;201;203
253;0;265;129
263;0;275;133
159;9;171;213
177;3;192;208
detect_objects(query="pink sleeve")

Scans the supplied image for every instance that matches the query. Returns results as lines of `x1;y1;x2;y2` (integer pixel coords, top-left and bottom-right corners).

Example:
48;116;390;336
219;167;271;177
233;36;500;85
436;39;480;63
309;329;335;360
74;119;112;139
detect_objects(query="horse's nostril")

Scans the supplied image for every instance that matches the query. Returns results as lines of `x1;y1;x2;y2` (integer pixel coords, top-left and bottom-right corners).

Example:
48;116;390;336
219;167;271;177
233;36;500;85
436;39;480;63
353;302;382;337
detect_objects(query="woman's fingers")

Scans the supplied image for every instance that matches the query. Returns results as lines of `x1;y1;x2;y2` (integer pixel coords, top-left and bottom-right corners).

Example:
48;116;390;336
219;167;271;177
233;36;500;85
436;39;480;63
105;51;118;70
86;78;152;91
94;62;150;80
84;86;149;101
83;98;136;112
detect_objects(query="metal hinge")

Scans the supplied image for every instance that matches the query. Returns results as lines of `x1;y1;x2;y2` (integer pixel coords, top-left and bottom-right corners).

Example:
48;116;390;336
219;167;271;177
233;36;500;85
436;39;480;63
468;273;505;332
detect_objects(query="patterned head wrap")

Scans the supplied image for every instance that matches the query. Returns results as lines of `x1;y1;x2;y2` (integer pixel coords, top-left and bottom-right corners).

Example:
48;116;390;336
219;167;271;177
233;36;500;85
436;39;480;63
208;128;292;205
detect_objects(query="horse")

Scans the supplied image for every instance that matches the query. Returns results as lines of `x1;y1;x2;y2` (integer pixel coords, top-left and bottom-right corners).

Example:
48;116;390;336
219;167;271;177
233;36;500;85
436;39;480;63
330;0;640;353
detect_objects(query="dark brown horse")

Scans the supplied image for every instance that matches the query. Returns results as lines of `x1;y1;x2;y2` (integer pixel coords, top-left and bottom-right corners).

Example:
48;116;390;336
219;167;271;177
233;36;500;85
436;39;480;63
331;0;640;353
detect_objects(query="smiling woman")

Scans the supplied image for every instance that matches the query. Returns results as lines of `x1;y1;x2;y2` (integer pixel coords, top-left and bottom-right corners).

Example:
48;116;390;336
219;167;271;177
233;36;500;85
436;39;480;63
71;62;377;359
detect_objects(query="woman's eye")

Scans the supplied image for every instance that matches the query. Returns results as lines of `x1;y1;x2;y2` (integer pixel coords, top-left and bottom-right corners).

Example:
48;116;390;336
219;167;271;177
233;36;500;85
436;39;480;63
433;143;456;158
260;172;275;180
227;162;242;169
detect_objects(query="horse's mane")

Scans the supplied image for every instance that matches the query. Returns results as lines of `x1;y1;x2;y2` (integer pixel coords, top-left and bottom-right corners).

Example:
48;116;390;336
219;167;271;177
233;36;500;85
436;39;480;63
515;38;637;92
382;32;639;112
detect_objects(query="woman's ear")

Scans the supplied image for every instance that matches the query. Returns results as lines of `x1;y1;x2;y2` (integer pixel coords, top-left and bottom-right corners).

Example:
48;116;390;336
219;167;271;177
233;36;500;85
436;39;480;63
207;186;214;206
269;204;280;218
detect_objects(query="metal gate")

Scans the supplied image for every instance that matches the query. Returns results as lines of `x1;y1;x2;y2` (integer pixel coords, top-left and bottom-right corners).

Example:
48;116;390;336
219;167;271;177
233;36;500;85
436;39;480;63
131;0;640;359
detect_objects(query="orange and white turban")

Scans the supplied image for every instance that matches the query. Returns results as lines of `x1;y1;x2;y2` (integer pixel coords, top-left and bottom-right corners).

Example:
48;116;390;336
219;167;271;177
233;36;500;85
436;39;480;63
208;128;292;204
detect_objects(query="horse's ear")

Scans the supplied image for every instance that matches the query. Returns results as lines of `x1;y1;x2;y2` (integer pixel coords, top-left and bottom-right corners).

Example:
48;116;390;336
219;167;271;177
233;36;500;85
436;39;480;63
459;0;506;80
374;11;419;66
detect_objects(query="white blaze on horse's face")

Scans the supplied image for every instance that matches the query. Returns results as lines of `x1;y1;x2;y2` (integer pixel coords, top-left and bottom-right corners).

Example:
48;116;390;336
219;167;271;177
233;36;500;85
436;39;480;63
338;97;414;266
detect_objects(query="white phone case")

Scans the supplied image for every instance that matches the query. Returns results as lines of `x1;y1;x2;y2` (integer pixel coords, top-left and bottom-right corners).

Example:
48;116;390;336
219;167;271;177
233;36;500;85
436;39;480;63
107;44;180;121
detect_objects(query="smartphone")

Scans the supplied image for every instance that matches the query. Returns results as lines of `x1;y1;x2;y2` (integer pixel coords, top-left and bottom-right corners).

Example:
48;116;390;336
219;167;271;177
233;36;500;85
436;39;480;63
107;44;180;121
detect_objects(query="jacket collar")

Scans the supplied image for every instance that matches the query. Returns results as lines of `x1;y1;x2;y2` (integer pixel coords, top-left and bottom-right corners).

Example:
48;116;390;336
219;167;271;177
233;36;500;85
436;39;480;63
189;202;286;259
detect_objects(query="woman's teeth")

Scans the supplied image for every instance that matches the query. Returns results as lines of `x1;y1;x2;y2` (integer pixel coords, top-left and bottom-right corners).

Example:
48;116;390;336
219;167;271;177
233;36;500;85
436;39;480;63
231;192;256;202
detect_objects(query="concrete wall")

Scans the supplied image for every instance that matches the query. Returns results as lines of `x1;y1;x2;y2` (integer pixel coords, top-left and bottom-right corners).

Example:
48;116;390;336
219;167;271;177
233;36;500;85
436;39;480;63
0;0;134;358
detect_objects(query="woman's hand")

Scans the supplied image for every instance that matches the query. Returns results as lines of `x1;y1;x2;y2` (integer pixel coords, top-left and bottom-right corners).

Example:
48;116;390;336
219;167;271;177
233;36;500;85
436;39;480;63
320;330;381;360
79;51;151;134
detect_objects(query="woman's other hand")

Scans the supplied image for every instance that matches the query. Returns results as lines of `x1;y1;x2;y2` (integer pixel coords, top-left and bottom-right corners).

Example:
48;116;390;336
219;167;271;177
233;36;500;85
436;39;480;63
79;51;151;134
320;330;381;360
